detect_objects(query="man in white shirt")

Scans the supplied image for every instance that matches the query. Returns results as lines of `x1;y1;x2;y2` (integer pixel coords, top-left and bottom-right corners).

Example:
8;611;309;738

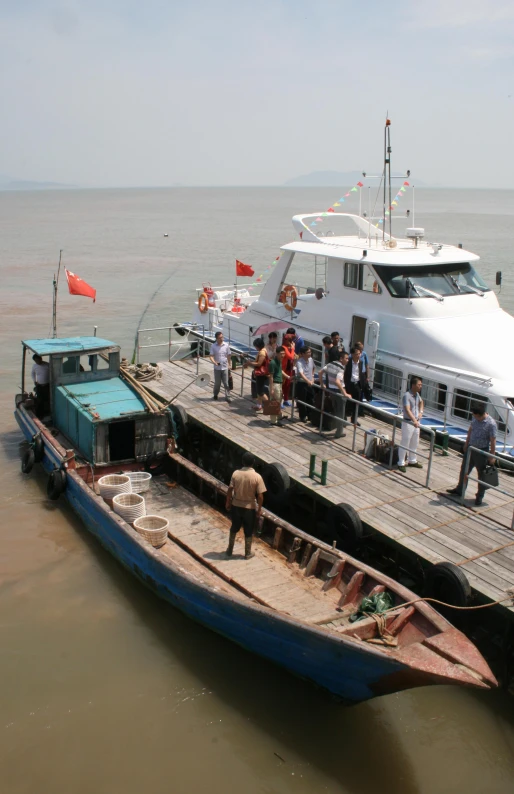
295;346;316;422
209;331;231;403
31;354;50;419
397;377;424;472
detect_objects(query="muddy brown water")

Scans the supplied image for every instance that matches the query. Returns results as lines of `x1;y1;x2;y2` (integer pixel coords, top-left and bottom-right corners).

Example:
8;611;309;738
1;187;514;793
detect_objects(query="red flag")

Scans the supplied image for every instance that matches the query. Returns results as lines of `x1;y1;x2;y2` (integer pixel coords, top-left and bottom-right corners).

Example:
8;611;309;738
327;207;335;212
65;268;96;302
403;181;410;186
357;181;364;187
236;260;254;277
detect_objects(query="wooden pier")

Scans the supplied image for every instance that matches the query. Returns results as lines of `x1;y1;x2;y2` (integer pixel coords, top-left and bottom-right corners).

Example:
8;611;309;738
149;359;514;619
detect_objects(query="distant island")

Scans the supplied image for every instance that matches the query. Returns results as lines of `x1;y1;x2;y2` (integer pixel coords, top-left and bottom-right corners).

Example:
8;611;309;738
0;174;77;191
284;170;427;187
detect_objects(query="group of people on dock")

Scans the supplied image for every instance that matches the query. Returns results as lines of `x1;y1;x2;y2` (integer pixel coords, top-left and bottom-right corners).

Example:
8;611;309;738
210;328;498;510
240;327;372;431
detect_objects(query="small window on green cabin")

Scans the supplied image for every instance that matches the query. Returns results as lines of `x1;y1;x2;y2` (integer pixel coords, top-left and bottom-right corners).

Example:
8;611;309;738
62;356;79;374
95;354;110;371
344;262;359;289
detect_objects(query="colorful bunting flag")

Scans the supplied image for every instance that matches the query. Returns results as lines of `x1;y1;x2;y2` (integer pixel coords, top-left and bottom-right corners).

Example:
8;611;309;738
327;208;335;213
350;187;358;192
333;202;341;207
357;181;364;187
403;181;410;186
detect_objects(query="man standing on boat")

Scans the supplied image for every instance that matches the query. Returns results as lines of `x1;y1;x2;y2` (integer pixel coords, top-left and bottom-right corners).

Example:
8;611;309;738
209;331;231;403
225;452;266;559
31;354;50;419
447;403;497;506
397;377;424;473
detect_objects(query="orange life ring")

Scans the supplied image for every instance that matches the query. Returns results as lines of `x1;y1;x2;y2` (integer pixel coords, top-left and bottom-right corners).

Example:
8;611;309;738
283;285;298;312
198;292;209;313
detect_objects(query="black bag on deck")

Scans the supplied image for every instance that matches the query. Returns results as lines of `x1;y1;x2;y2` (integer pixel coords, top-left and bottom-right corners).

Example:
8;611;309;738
482;464;499;489
311;388;335;431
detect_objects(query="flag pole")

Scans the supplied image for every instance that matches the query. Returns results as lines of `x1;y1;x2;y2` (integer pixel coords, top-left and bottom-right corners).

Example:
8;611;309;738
52;249;63;338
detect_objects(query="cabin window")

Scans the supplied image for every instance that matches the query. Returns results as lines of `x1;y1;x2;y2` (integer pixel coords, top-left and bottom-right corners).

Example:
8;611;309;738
408;374;447;413
487;402;507;433
344;262;382;293
452;389;486;421
374;363;403;399
374;262;490;298
362;264;382;293
62;356;79;375
344;262;359;289
303;338;323;366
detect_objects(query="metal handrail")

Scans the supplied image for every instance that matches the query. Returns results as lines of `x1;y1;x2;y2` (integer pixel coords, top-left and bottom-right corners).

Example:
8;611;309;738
290;377;437;487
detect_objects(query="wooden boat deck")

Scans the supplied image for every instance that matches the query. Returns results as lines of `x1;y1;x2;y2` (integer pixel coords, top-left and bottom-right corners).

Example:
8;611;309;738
149;359;514;614
146;479;341;623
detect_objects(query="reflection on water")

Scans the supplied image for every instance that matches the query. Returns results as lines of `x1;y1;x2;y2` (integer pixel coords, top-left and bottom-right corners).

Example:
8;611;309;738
1;188;514;793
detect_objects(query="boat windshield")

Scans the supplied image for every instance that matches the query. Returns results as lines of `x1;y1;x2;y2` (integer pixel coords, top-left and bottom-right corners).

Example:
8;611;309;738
373;262;490;298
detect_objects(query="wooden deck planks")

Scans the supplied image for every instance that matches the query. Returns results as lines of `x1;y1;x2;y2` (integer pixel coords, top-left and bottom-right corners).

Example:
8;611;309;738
149;359;514;610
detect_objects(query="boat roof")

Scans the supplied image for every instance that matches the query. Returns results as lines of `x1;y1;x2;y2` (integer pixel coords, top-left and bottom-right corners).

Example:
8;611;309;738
290;213;480;266
22;337;119;356
55;377;146;420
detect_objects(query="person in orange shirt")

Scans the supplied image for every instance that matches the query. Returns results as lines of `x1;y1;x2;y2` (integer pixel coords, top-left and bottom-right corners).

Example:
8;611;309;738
281;334;296;406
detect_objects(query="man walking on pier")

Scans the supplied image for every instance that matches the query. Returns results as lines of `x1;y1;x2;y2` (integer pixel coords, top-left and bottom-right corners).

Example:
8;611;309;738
225;452;266;559
447;403;497;506
397;376;424;473
209;331;231;403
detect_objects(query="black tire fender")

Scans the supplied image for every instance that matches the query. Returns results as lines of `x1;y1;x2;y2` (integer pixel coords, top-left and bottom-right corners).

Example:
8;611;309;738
144;450;168;477
173;322;186;338
262;462;290;496
32;433;44;463
47;468;67;501
425;562;471;607
168;404;188;444
330;502;363;553
21;448;35;474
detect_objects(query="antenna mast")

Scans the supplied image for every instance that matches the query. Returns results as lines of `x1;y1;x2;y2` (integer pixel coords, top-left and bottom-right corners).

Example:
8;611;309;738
383;117;392;241
52;250;63;338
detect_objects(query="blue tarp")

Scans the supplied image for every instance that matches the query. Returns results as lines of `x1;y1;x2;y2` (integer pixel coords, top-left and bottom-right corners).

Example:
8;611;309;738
22;337;118;356
56;378;146;421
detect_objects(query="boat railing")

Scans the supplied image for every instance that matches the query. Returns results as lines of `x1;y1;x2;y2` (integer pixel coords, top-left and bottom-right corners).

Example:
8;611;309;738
195;282;262;297
136;323;207;374
290;378;437;488
458;446;514;527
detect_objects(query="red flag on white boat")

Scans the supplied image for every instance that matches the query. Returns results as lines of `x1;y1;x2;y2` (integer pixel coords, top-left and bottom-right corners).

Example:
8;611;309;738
65;269;96;302
236;260;254;277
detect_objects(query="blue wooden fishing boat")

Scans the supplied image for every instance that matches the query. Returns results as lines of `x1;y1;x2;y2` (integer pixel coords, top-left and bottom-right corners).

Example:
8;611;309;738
15;336;497;703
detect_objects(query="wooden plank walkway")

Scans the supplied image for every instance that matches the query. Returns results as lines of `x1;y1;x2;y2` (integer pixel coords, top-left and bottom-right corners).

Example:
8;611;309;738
149;359;514;614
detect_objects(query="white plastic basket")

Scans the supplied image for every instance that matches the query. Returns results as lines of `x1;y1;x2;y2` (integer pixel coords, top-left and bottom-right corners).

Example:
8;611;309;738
98;474;132;500
126;471;152;493
113;492;146;523
133;515;169;548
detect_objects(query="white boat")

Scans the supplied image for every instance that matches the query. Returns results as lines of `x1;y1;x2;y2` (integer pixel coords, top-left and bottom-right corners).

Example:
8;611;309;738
184;125;514;455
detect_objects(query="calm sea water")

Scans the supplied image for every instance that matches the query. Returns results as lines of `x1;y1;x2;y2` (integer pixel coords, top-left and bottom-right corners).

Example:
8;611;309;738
1;188;514;793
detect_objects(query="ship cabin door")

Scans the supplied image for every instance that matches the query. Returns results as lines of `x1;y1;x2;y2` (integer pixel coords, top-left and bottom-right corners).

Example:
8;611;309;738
108;420;136;462
350;316;367;348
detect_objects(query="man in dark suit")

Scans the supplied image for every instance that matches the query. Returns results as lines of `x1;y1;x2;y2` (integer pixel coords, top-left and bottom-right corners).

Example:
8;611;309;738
344;346;369;425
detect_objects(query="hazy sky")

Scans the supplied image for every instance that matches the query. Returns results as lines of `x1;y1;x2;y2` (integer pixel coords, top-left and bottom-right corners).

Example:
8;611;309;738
1;0;513;188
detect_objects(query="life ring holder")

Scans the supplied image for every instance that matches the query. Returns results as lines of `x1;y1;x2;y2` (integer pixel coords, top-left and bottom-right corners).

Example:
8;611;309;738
283;285;298;312
198;292;209;314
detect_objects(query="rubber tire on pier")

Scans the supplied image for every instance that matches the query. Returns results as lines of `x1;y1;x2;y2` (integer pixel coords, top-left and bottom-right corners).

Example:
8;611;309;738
21;448;35;474
173;322;186;338
168;404;189;447
32;433;44;463
47;468;67;501
425;561;471;608
330;502;363;554
262;462;290;497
